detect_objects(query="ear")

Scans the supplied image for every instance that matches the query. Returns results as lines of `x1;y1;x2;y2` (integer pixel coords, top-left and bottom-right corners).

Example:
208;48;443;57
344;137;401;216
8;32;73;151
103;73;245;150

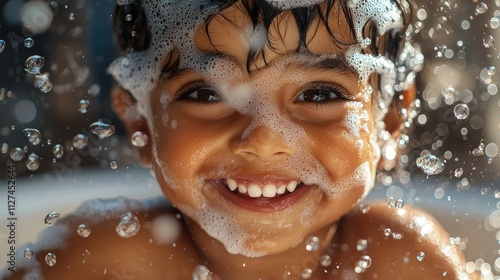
378;85;417;171
112;86;152;166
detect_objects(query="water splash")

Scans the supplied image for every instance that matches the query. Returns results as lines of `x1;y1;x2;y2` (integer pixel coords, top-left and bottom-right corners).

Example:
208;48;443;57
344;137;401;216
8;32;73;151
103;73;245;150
77;224;91;238
131;131;148;147
416;154;444;175
22;128;42;145
45;253;56;266
116;212;141;238
44;211;60;226
89;121;116;139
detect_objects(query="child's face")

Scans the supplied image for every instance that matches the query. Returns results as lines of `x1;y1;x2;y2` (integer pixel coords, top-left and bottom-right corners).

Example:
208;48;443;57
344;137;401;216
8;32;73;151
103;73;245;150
139;3;385;257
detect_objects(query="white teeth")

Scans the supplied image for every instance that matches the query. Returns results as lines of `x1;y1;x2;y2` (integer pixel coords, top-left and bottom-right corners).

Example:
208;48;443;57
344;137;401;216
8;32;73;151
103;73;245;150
276;185;286;195
287;181;298;192
263;184;277;198
248;184;262;198
226;178;237;191
238;184;247;194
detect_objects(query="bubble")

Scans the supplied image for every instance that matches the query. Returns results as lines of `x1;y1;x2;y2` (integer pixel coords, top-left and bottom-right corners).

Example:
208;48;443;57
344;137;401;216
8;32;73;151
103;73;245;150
395;198;404;209
434;188;445;199
72;134;88;150
417;251;426;261
44;211;60;226
78;99;90;113
22;128;41;145
320;254;332;267
487;66;496;76
89;121;116;139
125;14;133;21
453;104;469;120
491;17;500;29
301;268;313;279
386;196;396;208
131;131;148;147
483;35;495;48
441;85;456;103
33;73;53;93
192;265;213;280
0;40;5;53
354;255;372;273
24;38;34;48
24;55;45;75
476;2;488;14
77;224;91;238
416;154;444;175
110;161;118;170
384;228;392;237
10;147;26;161
25;153;40;171
305;236;320;251
24;248;33;259
45;253;56;266
356;239;368;251
52;144;64;159
116;212;141;238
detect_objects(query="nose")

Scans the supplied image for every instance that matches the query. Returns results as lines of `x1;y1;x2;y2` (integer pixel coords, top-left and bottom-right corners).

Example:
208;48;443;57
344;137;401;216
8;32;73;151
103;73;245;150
230;126;294;160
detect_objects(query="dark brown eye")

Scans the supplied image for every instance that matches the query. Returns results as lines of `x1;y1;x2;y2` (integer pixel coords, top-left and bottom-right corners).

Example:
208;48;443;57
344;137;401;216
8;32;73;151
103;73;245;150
179;88;221;102
295;89;339;103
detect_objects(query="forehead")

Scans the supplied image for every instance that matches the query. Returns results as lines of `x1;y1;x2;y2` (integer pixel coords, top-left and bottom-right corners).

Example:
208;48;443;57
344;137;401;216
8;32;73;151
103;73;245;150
193;2;356;71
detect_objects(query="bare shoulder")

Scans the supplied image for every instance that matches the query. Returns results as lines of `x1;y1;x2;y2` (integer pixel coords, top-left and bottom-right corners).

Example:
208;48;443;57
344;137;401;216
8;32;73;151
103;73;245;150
1;197;203;280
333;202;478;280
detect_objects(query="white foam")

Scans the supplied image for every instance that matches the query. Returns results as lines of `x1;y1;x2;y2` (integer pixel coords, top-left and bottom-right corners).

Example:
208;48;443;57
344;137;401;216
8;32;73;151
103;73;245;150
264;0;323;9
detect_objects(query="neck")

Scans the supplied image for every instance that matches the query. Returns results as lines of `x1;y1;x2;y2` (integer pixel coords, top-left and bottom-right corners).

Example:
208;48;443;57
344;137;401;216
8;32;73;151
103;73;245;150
186;219;338;279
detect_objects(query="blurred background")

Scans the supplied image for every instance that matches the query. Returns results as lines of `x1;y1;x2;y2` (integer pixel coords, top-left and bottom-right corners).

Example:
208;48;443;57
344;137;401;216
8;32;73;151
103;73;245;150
0;0;500;278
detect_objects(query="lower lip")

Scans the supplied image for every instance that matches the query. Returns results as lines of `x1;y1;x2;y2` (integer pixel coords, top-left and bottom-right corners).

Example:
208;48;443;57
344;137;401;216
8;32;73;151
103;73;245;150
212;181;313;213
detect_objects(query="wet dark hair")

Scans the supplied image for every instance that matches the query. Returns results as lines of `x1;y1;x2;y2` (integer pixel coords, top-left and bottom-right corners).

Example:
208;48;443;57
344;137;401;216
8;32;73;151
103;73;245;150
113;0;412;73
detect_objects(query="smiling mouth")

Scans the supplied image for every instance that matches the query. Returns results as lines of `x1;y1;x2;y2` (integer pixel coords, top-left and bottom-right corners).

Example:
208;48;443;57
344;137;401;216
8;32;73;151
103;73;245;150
211;178;312;212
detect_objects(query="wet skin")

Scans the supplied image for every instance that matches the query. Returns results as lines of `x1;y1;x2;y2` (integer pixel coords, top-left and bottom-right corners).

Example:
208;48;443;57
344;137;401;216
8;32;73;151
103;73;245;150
3;1;477;279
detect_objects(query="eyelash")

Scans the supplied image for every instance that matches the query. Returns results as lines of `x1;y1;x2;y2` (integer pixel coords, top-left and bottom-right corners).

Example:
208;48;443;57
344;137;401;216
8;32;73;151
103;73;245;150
174;80;220;104
294;83;352;106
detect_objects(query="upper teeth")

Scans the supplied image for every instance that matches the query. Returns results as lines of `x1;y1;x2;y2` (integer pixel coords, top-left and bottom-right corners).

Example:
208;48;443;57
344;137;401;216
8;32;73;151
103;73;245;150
225;179;300;198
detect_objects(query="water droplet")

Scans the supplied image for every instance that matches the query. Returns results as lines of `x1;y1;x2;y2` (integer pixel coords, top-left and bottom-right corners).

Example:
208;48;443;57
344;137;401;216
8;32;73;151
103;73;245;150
481;188;488;195
356;239;368;251
0;40;6;53
305;236;319;251
45;253;56;266
453;103;469;120
126;14;133;21
44;211;60;226
487;66;496;76
320;254;332;267
395;198;404;209
69;13;75;20
131;131;148;147
1;143;8;154
441;85;456;103
78;99;90;113
301;268;313;279
494;190;500;198
454;168;463;177
354;255;372;273
483;35;495;48
359;204;370;214
26;153;40;171
24;55;45;75
116;212;141;238
34;73;53;93
22;128;42;145
10;147;26;161
417;251;425;261
416;154;444;175
192;265;213;280
476;2;488;14
392;232;403;240
384;228;392;237
24;38;34;48
52;144;64;159
72;134;88;150
385;197;396;208
24;248;33;259
89;121;116;139
131;30;136;37
77;224;91;238
110;161;118;170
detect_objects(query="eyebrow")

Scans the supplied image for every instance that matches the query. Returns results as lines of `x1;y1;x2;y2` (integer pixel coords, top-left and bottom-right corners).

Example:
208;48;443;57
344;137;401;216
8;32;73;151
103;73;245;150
300;57;358;77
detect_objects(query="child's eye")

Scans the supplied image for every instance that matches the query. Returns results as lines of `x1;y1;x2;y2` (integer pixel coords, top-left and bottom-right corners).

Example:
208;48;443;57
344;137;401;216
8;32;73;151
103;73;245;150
176;81;221;103
294;84;350;105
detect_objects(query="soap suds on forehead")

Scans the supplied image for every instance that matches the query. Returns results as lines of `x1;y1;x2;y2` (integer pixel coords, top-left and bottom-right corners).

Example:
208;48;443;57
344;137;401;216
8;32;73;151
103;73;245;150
109;0;422;123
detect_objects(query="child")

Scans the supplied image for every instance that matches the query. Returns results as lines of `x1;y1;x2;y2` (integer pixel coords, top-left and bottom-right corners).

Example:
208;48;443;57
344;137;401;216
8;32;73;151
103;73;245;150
3;0;477;279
